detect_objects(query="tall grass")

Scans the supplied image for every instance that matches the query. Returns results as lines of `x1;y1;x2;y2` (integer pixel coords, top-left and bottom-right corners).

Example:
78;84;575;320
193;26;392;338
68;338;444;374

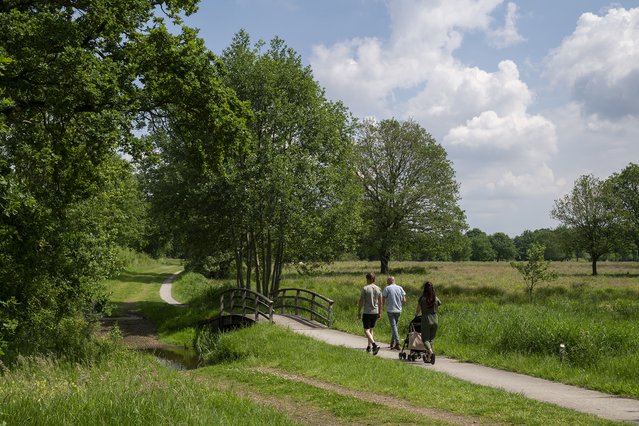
180;260;639;398
0;346;298;426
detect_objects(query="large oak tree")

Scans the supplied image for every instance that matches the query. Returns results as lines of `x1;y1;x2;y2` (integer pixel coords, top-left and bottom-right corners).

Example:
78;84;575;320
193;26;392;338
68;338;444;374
357;118;466;273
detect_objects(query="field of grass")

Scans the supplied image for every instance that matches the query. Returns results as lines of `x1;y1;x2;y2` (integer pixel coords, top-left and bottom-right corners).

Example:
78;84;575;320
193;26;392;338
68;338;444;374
0;345;298;425
0;326;619;425
3;257;631;425
173;259;639;399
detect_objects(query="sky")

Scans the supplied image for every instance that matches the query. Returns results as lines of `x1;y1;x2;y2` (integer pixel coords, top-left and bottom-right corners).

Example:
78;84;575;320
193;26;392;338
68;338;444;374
181;0;639;237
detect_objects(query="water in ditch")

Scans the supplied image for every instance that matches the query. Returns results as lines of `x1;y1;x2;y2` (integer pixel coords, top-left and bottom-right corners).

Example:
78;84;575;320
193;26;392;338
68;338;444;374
142;346;201;370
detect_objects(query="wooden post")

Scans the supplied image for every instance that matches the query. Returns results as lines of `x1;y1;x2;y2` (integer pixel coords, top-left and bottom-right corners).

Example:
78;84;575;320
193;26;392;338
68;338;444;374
328;301;333;328
241;289;247;316
254;296;259;321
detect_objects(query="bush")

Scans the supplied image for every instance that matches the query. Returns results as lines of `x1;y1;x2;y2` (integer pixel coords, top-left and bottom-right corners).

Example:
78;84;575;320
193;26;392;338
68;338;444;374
0;298;18;358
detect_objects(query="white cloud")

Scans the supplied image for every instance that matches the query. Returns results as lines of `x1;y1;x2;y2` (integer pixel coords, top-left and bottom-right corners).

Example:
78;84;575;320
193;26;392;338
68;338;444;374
445;110;556;159
406;60;532;130
488;2;526;48
310;0;563;233
311;0;556;196
545;7;639;120
546;102;639;180
310;0;507;116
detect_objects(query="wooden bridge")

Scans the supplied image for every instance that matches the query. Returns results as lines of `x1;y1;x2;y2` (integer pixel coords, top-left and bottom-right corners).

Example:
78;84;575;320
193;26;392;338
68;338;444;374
198;287;334;332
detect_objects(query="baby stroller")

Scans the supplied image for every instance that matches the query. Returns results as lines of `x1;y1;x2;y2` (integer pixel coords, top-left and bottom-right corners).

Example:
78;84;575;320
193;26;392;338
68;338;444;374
399;316;435;364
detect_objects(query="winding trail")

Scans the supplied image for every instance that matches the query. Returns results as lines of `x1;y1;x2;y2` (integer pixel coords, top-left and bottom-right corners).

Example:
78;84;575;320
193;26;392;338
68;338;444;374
160;275;639;424
159;270;185;306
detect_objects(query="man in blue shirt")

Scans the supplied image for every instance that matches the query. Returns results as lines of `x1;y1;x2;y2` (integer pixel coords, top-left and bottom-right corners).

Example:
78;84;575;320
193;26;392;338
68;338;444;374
382;276;406;350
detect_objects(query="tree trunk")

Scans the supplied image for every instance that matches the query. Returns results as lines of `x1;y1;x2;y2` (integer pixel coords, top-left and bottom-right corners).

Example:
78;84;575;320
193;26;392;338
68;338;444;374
528;282;534;304
380;250;390;274
245;234;252;290
271;227;285;294
591;258;598;276
264;230;272;295
251;232;261;292
235;247;244;288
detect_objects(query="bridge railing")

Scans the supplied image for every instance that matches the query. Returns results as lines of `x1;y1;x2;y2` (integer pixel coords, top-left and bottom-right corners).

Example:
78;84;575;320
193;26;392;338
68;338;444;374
270;288;334;327
219;288;274;322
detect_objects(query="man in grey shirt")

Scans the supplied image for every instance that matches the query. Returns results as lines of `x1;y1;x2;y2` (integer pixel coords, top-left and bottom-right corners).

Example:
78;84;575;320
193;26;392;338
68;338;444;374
382;275;406;350
357;272;382;355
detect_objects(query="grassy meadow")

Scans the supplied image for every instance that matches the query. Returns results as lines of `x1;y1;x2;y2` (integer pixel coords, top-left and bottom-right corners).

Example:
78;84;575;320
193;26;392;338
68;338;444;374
2;257;635;425
0;322;619;425
174;259;639;399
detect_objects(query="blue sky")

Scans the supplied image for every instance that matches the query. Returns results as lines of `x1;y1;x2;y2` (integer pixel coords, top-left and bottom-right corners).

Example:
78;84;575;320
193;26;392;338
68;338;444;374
182;1;639;236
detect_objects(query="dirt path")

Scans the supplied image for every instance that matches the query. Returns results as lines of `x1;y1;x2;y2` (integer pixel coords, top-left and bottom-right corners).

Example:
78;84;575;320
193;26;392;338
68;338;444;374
209;377;355;426
101;270;183;351
100;301;170;350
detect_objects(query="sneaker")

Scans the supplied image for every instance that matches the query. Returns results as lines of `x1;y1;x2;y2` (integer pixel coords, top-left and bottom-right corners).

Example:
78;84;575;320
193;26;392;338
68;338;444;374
366;345;371;353
392;342;401;350
389;340;396;349
372;343;380;355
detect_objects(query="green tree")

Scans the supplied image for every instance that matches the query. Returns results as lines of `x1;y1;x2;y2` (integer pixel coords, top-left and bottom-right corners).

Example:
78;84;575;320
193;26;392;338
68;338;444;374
511;243;558;303
514;228;576;261
356;118;466;273
551;175;624;275
146;31;362;294
467;228;495;261
0;0;245;357
449;232;472;261
608;163;639;255
513;230;535;260
489;232;517;261
222;32;362;294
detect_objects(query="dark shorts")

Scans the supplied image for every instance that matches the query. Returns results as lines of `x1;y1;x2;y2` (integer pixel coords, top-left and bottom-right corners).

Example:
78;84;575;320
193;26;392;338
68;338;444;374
362;313;378;329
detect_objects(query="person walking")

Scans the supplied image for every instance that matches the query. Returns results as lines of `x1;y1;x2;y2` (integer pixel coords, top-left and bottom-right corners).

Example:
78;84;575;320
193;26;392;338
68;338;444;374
415;281;441;364
358;272;382;355
382;276;406;350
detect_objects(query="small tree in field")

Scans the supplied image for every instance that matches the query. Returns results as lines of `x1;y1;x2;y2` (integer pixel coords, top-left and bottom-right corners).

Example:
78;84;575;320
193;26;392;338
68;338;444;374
510;243;558;303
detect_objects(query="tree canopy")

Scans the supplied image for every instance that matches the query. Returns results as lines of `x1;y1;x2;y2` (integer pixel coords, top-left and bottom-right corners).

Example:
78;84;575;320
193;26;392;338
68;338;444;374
0;0;248;357
467;228;495;261
489;232;517;262
608;163;639;254
144;31;362;294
